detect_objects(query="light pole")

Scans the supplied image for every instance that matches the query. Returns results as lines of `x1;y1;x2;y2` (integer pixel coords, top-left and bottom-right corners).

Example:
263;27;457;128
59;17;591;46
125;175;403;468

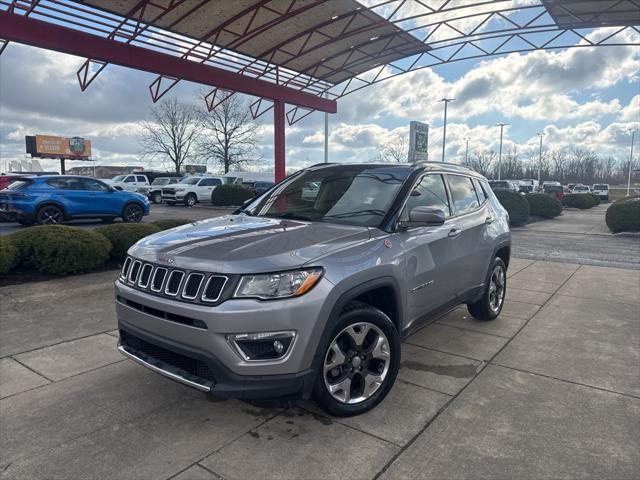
440;98;455;162
464;137;470;163
627;129;637;196
323;92;329;163
497;123;508;180
537;132;545;190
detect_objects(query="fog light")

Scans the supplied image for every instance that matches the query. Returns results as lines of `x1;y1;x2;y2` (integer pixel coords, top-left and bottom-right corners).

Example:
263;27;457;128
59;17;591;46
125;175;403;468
228;331;295;361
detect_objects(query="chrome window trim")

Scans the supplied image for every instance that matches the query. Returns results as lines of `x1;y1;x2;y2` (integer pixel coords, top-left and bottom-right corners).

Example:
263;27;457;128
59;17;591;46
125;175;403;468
137;264;153;289
181;273;204;300
150;267;168;292
164;270;185;297
128;260;142;284
201;275;229;303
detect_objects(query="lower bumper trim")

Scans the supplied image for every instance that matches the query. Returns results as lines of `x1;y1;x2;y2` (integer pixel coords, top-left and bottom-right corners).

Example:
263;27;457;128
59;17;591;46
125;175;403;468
118;344;213;392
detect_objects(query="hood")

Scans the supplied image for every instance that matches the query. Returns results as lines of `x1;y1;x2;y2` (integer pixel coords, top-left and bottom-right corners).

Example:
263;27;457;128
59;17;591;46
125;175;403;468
130;214;371;273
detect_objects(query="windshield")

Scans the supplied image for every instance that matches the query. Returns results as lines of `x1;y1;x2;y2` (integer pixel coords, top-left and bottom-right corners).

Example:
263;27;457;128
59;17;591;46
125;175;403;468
179;177;201;185
152;178;170;185
593;184;608;189
112;175;126;182
574;186;589;191
242;165;411;227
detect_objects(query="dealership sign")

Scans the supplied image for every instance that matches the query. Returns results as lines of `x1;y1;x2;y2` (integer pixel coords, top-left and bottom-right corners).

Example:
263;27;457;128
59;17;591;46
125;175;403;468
408;121;429;162
25;134;92;160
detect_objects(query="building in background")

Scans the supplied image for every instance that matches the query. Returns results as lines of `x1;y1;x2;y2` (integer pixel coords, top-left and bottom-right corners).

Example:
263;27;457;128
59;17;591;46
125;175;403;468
67;165;139;178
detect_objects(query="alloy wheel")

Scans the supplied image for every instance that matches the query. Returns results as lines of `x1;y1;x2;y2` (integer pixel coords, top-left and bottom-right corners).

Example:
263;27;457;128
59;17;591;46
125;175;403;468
323;322;390;404
488;264;505;313
38;206;62;224
125;205;143;222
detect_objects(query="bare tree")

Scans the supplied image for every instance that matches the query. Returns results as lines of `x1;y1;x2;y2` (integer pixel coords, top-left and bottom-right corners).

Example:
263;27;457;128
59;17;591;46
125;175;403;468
139;98;202;173
377;134;408;163
463;149;496;177
198;94;260;173
494;147;523;179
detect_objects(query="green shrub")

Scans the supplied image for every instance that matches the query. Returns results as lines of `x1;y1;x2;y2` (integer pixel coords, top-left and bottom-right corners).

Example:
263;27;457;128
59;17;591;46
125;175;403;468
563;193;595;209
210;184;254;206
605;195;640;233
494;190;530;226
0;237;18;274
8;225;111;275
526;193;562;218
589;193;601;206
153;218;194;230
96;223;161;260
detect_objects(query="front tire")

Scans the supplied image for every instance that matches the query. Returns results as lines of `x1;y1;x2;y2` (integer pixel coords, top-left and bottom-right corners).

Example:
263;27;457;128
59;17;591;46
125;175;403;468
122;203;144;223
184;194;197;207
151;192;162;204
313;301;400;417
467;257;507;321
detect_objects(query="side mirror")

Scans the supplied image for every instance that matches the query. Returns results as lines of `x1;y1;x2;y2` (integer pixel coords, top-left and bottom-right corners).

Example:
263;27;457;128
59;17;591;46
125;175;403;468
401;206;446;229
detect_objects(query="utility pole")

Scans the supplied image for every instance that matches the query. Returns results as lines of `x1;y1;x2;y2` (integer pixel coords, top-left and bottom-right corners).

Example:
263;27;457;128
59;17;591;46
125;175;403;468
464;137;470;163
497;123;508;180
323;93;329;163
537;132;545;190
440;98;455;162
627;128;637;196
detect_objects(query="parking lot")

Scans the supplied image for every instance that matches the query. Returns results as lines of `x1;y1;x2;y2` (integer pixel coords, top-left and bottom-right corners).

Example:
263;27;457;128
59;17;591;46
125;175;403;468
1;206;639;479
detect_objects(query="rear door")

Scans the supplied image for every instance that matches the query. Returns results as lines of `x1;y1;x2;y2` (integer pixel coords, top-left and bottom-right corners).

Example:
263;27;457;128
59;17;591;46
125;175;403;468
398;173;457;323
45;178;88;215
445;174;489;298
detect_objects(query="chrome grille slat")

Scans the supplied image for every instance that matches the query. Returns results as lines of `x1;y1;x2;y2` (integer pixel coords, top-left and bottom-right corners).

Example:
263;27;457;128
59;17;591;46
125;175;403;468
182;273;204;300
164;270;185;296
138;264;153;288
128;260;142;284
121;257;132;279
201;275;228;303
151;267;167;292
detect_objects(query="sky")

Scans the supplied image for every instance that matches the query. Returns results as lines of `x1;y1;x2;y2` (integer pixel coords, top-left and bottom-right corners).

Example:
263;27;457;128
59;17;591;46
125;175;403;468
0;3;639;175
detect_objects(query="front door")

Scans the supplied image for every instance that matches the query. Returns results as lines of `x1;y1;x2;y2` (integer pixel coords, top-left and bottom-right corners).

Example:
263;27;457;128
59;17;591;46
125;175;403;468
196;178;222;201
399;173;458;327
82;178;122;215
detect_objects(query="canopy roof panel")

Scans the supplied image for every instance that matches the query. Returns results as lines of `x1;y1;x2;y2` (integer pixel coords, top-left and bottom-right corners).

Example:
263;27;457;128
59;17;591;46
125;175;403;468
542;0;640;28
83;0;430;85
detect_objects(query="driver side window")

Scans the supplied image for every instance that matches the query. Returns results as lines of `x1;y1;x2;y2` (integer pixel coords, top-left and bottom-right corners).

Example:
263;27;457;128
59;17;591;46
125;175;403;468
401;174;451;221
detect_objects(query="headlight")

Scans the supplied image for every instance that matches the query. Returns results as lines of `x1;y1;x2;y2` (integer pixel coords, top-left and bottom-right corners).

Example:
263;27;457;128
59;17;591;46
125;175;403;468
234;268;323;300
175;188;185;192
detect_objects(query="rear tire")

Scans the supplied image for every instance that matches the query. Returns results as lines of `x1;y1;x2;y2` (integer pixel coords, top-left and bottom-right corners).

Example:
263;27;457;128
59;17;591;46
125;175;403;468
313;301;400;417
36;205;64;225
467;257;507;321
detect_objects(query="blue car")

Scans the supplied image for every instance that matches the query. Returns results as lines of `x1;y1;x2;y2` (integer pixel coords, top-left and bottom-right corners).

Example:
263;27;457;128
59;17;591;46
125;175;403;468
0;175;150;225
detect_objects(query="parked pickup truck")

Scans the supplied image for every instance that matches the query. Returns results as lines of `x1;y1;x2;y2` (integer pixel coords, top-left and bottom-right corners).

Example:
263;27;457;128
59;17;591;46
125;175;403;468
105;174;150;192
162;176;237;206
138;176;181;204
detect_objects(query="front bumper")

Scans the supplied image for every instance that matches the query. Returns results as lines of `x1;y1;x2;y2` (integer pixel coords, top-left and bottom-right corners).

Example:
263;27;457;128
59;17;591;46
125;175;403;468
115;277;337;398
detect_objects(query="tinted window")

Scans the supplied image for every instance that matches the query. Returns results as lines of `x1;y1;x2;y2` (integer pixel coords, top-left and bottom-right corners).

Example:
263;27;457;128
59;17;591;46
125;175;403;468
6;180;32;190
83;178;110;192
593;184;608;189
47;178;84;190
152;178;169;185
472;178;487;204
403;174;450;219
199;178;222;187
136;176;146;182
180;177;201;185
124;176;135;183
447;175;480;214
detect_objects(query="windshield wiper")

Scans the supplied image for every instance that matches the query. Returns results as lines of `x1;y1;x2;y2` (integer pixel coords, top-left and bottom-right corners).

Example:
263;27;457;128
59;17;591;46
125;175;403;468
324;209;386;219
265;212;316;222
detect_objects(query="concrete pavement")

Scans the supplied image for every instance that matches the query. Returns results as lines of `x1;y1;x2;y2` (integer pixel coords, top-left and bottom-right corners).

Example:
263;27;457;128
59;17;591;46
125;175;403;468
1;257;638;480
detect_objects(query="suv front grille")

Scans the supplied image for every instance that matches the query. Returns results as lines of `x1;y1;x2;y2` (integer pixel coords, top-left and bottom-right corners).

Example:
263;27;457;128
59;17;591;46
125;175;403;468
120;256;228;305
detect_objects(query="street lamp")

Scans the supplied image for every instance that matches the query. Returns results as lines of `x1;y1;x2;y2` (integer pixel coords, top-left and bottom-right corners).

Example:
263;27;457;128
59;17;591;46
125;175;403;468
627;128;637;196
440;98;455;162
497;123;509;180
537;132;545;190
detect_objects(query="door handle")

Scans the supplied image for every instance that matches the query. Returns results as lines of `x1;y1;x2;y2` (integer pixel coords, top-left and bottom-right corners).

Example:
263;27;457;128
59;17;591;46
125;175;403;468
448;228;462;238
485;216;495;224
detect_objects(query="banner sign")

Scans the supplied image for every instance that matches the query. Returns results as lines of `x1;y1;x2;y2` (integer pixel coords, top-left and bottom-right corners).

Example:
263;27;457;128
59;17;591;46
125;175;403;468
408;121;429;162
26;135;92;160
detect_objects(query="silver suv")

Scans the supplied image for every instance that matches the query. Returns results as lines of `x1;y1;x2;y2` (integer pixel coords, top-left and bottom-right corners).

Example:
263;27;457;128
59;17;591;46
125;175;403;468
116;163;510;416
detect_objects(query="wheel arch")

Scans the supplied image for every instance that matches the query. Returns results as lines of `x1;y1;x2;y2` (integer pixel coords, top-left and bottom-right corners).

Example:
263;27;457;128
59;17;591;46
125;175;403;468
36;200;68;219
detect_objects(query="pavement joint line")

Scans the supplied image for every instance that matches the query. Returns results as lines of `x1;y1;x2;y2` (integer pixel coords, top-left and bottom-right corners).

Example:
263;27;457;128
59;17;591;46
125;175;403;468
1;329;120;359
491;363;640;400
553;292;640;308
192;463;226;480
403;342;490;364
372;261;585;480
431;319;517;339
9;355;55;383
395;378;454;398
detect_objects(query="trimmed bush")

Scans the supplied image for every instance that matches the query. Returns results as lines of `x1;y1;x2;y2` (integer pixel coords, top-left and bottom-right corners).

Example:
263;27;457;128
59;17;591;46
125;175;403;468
525;193;562;218
605;195;640;233
0;237;18;274
563;193;595;209
210;184;254;206
589;193;601;206
153;218;194;231
494;190;530;226
96;223;161;261
8;225;111;275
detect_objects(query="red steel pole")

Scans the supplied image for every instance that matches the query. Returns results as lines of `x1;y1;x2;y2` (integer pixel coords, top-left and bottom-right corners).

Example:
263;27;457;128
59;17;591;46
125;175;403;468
274;100;286;182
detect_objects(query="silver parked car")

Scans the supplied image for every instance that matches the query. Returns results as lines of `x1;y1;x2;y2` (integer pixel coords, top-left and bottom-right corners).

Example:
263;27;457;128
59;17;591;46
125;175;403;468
115;163;511;416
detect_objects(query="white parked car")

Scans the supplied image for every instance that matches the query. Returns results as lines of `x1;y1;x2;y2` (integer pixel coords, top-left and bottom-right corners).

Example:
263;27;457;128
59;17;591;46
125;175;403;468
592;184;609;201
571;185;591;194
105;174;150;192
162;176;231;206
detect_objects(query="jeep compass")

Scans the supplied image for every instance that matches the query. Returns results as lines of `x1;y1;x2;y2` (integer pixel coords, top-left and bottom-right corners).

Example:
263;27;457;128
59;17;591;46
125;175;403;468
116;162;510;416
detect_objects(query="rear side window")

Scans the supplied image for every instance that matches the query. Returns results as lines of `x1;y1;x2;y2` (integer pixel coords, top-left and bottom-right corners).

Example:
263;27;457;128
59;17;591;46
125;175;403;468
447;175;480;215
6;179;33;190
472;178;487;204
46;178;83;190
404;174;451;218
199;178;222;187
136;176;146;182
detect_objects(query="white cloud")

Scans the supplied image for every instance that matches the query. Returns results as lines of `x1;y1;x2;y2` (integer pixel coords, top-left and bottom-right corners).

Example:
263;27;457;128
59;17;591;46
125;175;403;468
619;95;640;122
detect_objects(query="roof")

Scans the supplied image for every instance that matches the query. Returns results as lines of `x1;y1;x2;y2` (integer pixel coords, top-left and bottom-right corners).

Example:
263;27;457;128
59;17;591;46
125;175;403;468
83;0;430;85
541;0;640;28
